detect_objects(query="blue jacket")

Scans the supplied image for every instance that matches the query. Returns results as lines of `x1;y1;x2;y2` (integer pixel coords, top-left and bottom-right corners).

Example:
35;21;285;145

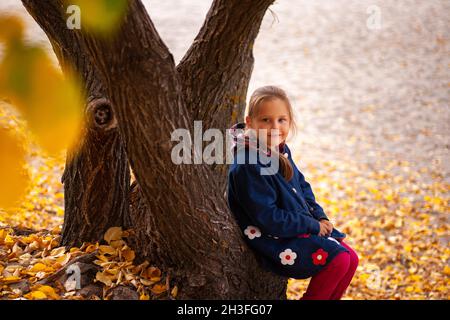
227;140;349;279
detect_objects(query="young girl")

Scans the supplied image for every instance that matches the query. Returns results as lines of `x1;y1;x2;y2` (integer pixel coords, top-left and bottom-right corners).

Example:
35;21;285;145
227;85;359;300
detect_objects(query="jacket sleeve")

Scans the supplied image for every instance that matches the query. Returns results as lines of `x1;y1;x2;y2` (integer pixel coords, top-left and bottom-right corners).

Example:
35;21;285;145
297;169;329;221
231;164;321;237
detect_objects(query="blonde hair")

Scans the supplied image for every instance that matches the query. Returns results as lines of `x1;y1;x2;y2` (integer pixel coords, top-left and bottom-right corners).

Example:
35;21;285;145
246;85;298;181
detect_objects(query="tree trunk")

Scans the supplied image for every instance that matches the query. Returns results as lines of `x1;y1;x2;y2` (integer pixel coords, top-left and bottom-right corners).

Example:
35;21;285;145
22;0;132;247
22;0;288;299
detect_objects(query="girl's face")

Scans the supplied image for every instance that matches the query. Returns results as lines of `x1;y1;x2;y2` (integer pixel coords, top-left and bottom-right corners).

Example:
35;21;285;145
245;98;291;149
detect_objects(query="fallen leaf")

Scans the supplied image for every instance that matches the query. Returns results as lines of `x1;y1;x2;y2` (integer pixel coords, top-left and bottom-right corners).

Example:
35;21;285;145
104;227;122;244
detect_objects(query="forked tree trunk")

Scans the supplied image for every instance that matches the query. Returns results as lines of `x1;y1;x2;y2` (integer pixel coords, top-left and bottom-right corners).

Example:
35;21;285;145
22;0;288;299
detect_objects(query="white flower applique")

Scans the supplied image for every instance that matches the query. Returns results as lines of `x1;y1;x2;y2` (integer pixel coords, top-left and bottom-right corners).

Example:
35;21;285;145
279;248;297;265
244;226;261;240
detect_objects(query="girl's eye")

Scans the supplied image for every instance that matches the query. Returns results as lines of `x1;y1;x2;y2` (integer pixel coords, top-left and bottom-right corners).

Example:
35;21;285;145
279;119;287;123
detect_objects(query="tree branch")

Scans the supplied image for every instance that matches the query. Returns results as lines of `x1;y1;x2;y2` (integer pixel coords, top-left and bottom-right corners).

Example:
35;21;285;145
177;0;275;129
176;0;275;196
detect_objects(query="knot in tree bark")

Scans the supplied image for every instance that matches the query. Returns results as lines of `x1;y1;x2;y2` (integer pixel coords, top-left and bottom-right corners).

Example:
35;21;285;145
87;98;117;130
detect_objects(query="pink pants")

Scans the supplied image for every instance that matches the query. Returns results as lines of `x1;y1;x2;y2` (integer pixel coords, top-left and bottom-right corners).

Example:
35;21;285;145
300;240;359;300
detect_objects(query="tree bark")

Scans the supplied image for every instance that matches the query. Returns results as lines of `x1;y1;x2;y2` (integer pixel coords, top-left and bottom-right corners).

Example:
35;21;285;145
177;0;275;199
22;0;288;299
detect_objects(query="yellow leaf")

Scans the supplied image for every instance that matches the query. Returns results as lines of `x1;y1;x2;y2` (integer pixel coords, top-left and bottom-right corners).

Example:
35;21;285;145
359;273;370;283
104;227;122;244
95;271;113;286
0;15;24;43
0;276;22;284
0;39;84;155
30;262;46;272
24;290;47;300
84;244;98;253
134;261;149;275
105;268;119;277
109;239;126;249
144;266;161;280
4;234;15;246
437;285;447;292
409;275;422;282
35;285;60;300
444;266;450;276
171;286;178;298
96;254;110;263
0;229;8;243
99;245;117;255
140;278;156;286
94;260;105;266
56;253;71;266
122;248;135;262
139;293;150;300
50;247;66;257
0;128;30;209
405;286;414;293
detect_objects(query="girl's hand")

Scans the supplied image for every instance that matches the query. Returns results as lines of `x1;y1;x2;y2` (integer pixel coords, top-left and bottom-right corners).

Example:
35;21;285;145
321;219;334;232
318;220;333;237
